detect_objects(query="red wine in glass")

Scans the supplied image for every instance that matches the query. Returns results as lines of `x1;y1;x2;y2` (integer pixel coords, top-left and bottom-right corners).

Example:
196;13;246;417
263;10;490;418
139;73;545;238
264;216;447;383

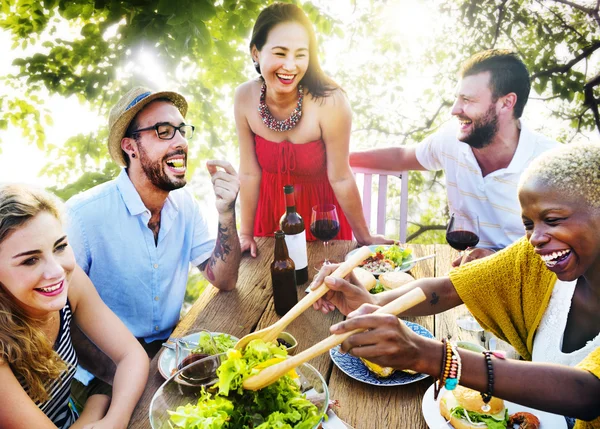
310;204;340;268
445;212;480;252
446;211;483;332
446;230;480;251
310;219;341;241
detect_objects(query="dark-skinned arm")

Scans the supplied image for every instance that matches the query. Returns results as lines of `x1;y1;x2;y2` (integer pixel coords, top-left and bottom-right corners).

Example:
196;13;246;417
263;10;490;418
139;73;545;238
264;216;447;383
334;309;600;421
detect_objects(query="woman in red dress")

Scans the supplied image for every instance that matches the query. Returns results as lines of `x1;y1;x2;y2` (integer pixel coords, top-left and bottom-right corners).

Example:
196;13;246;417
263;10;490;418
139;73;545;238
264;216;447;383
235;3;394;257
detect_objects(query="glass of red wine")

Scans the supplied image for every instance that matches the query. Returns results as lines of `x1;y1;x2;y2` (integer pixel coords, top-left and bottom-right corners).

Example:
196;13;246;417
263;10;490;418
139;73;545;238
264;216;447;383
310;204;340;269
446;212;483;331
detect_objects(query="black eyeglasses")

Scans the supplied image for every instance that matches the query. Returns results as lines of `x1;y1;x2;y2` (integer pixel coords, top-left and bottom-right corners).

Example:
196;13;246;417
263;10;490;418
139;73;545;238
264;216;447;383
128;123;195;140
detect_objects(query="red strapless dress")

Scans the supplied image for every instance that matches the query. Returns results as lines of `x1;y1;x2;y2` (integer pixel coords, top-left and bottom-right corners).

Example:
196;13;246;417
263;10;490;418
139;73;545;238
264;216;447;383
254;135;352;241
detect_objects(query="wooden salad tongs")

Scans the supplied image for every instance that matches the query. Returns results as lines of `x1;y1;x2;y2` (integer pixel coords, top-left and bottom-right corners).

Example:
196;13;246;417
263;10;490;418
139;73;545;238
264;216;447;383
242;286;426;390
233;246;373;351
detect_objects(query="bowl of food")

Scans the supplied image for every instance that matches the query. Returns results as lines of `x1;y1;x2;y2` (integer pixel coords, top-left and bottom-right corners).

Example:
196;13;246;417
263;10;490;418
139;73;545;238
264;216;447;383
276;331;298;355
150;340;328;429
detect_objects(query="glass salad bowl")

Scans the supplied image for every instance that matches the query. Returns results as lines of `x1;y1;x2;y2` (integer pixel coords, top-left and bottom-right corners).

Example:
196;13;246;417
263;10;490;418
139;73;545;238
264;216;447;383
149;353;329;428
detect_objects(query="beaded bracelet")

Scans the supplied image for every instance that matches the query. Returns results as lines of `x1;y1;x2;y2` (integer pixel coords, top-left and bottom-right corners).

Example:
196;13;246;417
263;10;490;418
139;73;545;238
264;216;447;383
433;338;449;400
480;351;495;412
444;342;462;391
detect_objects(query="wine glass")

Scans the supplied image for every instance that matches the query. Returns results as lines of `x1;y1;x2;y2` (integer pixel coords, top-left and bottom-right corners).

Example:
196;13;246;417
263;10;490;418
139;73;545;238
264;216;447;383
446;212;483;332
310;204;340;269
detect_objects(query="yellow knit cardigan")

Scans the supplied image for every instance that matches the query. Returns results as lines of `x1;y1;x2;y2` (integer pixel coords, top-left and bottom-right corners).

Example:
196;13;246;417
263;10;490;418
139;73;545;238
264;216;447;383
449;237;600;429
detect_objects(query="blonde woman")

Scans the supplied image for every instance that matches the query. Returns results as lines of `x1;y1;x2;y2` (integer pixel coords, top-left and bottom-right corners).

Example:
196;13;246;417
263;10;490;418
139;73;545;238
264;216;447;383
0;184;148;428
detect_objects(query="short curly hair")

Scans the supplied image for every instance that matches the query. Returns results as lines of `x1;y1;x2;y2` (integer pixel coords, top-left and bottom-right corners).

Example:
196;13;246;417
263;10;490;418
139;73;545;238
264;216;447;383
519;142;600;209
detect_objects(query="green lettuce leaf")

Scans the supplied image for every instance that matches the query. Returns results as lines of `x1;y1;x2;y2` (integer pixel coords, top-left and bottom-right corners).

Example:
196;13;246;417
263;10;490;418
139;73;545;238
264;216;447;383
374;244;413;267
450;406;509;429
168;339;322;429
192;332;236;356
369;283;386;294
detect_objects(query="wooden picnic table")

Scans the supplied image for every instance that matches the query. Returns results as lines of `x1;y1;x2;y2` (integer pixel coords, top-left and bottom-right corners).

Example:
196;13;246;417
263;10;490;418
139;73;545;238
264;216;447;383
128;238;501;429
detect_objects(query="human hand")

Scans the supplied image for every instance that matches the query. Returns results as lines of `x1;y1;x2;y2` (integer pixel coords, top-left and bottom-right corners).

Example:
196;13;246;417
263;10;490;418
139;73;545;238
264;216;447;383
330;304;423;369
356;234;395;246
310;264;374;315
240;234;257;257
206;160;240;215
451;247;496;267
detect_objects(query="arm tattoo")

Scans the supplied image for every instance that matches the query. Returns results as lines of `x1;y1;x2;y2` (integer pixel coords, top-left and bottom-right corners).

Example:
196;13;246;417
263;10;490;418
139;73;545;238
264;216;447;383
430;292;440;306
199;222;232;281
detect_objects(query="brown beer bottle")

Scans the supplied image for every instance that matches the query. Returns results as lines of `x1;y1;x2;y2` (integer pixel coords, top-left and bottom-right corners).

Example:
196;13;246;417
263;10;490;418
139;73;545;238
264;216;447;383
271;230;298;316
279;185;309;284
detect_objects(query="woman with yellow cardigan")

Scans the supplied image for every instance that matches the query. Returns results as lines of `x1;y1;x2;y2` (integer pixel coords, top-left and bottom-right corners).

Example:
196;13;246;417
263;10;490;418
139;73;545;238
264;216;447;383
311;142;600;428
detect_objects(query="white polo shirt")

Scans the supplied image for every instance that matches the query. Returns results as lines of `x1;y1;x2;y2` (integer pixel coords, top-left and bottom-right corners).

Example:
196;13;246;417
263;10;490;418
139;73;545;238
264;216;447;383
415;121;560;249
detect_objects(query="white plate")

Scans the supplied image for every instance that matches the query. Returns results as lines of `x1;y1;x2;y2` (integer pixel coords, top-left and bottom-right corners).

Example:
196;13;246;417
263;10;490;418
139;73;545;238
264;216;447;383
329;321;432;386
422;384;567;428
157;331;237;379
346;245;415;275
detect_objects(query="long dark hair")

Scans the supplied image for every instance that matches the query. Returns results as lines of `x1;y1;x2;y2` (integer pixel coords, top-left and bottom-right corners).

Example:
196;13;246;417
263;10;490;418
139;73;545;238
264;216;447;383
250;2;339;99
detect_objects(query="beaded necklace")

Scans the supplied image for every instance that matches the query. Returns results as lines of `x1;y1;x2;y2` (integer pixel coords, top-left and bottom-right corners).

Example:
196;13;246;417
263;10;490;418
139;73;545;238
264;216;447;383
258;82;304;132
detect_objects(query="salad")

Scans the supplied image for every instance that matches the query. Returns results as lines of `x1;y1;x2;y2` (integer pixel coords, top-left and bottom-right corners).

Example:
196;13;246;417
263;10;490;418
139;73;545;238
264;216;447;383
168;339;323;428
192;332;236;355
360;245;413;273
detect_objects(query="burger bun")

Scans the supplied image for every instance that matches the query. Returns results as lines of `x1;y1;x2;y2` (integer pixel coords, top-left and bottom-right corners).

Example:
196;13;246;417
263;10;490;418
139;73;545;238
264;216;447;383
352;267;377;291
379;271;415;289
439;386;505;429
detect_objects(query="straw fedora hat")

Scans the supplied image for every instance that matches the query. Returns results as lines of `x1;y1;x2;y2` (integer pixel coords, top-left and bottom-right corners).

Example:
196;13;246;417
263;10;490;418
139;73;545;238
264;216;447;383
108;87;188;166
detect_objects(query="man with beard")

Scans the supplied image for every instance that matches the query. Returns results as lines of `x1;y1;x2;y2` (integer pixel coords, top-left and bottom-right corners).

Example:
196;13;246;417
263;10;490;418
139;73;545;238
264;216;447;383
63;87;241;402
350;49;559;266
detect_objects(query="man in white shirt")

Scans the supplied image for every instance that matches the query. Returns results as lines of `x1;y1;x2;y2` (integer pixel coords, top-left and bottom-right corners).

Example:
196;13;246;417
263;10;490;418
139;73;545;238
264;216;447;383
350;49;559;265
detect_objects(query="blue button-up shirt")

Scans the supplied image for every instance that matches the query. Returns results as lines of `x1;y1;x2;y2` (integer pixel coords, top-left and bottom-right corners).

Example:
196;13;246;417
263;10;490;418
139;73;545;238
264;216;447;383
65;169;215;341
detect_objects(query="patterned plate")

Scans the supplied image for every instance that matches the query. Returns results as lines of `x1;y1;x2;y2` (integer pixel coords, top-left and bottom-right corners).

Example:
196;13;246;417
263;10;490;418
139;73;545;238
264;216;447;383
329;321;433;386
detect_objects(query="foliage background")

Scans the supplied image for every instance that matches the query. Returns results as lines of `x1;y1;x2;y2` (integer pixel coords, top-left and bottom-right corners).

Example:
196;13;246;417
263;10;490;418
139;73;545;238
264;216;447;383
1;0;599;301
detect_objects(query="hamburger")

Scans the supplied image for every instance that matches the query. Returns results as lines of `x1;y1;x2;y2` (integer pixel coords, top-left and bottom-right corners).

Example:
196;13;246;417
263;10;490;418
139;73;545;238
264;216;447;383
439;385;508;429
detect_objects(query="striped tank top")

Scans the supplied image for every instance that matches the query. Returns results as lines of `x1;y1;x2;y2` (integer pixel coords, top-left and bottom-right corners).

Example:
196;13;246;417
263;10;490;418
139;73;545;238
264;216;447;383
16;301;78;428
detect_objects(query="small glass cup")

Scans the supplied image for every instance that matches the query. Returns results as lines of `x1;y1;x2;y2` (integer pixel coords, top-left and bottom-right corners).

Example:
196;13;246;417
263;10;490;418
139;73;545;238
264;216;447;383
175;340;209;371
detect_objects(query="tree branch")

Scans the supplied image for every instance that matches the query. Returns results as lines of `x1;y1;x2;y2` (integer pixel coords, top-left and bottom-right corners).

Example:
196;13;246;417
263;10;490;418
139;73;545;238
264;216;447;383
531;41;600;79
406;223;446;242
549;0;595;14
400;101;451;145
549;0;600;27
535;0;584;37
492;0;509;48
584;71;600;131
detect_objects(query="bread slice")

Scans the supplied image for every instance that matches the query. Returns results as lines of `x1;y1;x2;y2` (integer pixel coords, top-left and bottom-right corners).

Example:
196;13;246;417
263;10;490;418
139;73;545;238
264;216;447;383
352;267;377;291
379;271;415;289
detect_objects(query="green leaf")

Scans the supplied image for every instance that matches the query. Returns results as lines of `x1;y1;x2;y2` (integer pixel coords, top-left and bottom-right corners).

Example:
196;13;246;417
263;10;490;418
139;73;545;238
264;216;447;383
192;0;217;21
156;0;175;15
166;14;188;26
81;23;97;37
